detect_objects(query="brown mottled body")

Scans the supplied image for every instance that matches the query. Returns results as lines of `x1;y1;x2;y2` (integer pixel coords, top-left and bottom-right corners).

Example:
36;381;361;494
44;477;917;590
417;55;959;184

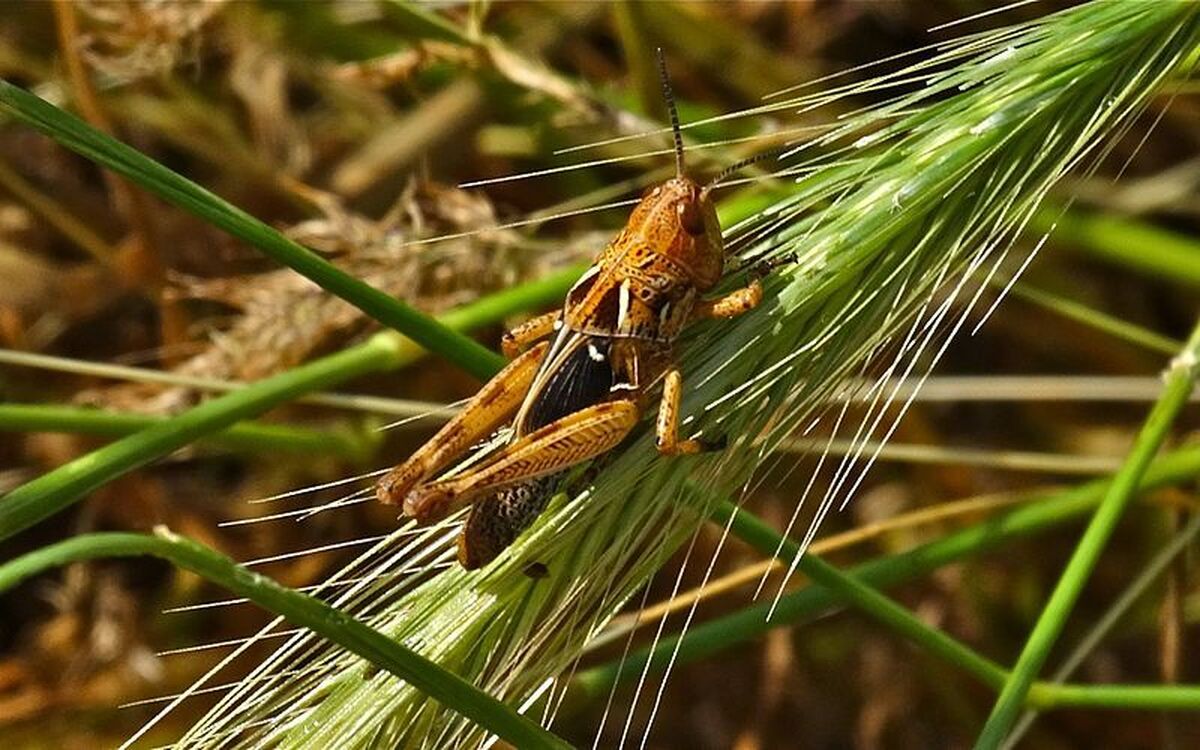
376;52;782;569
564;178;723;343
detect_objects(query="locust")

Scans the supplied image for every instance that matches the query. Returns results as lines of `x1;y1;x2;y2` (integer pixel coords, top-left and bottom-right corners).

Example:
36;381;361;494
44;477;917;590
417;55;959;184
376;51;785;569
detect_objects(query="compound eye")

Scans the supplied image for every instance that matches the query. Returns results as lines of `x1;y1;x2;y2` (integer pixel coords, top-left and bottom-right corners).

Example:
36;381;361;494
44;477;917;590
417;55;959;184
677;199;705;235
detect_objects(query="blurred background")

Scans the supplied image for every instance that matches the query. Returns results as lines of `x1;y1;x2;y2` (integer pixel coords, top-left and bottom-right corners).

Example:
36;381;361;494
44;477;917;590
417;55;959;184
0;2;1198;748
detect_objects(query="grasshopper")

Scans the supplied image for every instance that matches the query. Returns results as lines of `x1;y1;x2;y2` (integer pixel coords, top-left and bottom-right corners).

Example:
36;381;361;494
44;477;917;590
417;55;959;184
376;52;783;569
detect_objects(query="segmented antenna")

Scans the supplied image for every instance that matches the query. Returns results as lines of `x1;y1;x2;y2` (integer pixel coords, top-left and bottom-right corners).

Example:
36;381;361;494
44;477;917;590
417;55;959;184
701;145;790;199
655;47;686;178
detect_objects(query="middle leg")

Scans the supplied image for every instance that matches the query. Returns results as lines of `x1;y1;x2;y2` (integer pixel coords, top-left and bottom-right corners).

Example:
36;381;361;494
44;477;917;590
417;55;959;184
502;310;561;358
655;368;724;455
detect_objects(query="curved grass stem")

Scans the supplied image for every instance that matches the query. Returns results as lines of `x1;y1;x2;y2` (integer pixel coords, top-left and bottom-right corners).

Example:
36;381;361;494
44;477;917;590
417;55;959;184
574;444;1200;697
975;321;1200;749
0;404;374;459
714;499;1009;687
0;529;571;750
720;500;1200;715
1034;204;1200;288
0;348;450;417
0;333;401;542
0;79;504;380
1004;511;1200;745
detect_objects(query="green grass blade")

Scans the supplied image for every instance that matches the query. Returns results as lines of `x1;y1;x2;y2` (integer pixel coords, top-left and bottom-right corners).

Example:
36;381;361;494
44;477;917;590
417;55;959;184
975;322;1200;749
574;461;1200;718
0;403;374;459
715;497;1009;688
436;264;587;336
721;500;1200;716
574;444;1200;695
1006;512;1200;743
0;529;571;750
0;257;586;542
1027;684;1200;712
0;79;504;381
1007;281;1182;356
0;333;400;542
1034;204;1200;288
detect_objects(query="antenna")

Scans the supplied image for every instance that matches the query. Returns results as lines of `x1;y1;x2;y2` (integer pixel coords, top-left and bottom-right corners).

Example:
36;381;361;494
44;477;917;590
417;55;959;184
701;145;789;200
655;47;685;178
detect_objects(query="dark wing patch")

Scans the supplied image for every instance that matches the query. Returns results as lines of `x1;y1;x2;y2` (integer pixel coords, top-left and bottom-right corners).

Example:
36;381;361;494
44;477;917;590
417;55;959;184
565;269;598;307
589;284;622;330
575;283;622;332
520;337;616;432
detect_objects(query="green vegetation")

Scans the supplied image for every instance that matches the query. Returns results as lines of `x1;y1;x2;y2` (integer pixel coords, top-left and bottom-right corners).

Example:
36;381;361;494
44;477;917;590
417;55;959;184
0;3;1197;748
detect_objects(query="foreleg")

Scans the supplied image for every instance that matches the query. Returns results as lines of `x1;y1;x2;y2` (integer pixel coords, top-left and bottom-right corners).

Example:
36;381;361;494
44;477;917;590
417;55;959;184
691;253;796;321
690;281;762;320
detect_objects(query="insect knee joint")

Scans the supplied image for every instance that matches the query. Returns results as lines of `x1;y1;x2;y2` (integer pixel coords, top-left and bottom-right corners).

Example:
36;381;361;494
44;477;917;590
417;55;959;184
404;485;457;524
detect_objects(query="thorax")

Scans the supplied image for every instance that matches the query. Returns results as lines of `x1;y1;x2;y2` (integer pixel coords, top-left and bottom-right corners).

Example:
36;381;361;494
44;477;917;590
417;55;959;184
562;238;702;343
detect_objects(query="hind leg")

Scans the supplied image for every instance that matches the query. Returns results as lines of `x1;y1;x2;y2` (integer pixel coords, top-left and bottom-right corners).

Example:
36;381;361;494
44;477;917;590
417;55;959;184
375;341;547;506
404;400;639;522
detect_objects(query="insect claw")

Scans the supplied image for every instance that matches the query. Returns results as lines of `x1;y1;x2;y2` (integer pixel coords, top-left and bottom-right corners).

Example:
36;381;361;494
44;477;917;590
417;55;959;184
700;434;728;452
752;252;798;279
523;561;550;579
